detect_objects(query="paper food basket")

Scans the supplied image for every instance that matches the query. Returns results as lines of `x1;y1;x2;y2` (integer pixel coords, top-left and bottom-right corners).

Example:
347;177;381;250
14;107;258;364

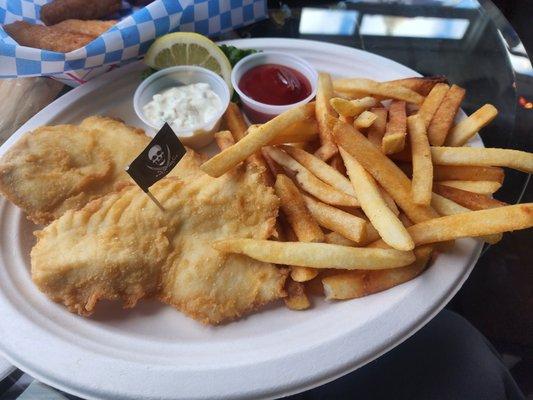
0;0;267;86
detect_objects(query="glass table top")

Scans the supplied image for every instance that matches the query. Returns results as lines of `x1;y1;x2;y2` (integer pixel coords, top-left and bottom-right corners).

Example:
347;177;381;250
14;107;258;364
1;1;531;399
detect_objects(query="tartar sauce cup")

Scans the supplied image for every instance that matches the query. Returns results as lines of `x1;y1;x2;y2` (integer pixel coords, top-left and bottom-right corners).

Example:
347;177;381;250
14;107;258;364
231;52;318;123
134;66;230;148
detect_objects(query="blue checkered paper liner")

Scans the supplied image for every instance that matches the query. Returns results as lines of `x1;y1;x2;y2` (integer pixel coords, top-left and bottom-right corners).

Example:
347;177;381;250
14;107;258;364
0;0;267;85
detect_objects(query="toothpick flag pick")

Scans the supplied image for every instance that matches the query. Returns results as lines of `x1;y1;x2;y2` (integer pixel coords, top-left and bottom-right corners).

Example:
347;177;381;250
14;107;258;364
126;123;186;208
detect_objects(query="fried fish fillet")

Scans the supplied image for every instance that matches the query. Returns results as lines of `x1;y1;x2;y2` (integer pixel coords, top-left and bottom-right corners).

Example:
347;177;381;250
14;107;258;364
41;0;121;26
31;152;286;324
4;21;92;53
52;19;117;37
4;19;116;52
0;116;149;224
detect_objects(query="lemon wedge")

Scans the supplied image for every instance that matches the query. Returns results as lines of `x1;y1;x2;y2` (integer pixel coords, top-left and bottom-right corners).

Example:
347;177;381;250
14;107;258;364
145;32;233;90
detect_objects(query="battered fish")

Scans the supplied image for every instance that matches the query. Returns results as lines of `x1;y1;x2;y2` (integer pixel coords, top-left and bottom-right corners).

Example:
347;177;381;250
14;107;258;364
0;116;149;224
52;19;116;37
5;21;91;53
31;152;286;324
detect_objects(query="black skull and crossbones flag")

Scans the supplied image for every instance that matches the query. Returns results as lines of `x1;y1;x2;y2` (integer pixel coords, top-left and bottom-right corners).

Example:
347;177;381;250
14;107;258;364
126;123;186;192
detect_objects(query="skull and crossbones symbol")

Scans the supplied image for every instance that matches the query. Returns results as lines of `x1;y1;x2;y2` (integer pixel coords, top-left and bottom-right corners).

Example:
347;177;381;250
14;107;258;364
148;145;166;166
146;144;172;173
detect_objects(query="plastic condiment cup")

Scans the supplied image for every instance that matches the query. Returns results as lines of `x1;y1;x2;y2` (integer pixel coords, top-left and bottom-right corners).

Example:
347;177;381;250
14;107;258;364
134;66;230;148
231;52;318;123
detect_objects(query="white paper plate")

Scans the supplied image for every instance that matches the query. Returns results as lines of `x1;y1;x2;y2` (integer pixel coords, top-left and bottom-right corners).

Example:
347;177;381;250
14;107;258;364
0;39;482;400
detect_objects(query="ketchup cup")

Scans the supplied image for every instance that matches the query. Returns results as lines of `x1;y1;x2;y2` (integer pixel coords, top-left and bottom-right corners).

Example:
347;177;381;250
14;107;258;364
231;52;318;123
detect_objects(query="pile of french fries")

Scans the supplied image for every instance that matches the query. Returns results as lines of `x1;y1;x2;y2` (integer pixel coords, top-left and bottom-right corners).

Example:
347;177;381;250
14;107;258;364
205;74;533;310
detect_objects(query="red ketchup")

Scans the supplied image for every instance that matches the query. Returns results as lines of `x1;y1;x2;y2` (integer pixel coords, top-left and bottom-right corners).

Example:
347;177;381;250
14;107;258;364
238;64;312;123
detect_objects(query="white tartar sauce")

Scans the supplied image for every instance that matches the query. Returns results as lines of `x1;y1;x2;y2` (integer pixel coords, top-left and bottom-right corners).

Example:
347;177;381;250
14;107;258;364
143;83;222;131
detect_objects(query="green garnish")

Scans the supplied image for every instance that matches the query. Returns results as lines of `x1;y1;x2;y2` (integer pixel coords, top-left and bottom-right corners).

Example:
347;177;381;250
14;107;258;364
219;44;260;67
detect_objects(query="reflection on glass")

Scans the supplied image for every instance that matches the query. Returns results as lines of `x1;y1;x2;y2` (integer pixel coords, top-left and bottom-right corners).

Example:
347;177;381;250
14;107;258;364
299;8;358;35
509;54;533;77
440;0;480;9
345;0;480;8
360;15;469;39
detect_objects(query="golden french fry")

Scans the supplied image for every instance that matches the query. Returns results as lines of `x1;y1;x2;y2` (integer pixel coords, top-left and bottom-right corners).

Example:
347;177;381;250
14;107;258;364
434;165;504;183
433;183;508;210
201;103;314;177
408;115;433;205
275;174;324;243
314;73;338;161
405;203;533;245
224;102;248;141
335;76;446;101
389;76;447;96
333;91;357;100
261;148;285;177
445;104;498;146
270;119;319;145
379;186;400;215
366;107;388;149
280;145;356;198
264;146;359;207
333;78;425;105
323;246;432;300
324;231;357;246
224;103;274;185
329;96;377;118
382;100;407;154
291;267;319;282
340;147;414;251
303;195;366;243
430;193;502;244
345;208;382;244
280;215;319;282
430;146;533;174
354;110;377;129
417;83;449;128
398;163;505;184
213;239;416;270
284;279;311;310
214;130;235;151
439;180;502;194
333;121;438;223
427;84;465;146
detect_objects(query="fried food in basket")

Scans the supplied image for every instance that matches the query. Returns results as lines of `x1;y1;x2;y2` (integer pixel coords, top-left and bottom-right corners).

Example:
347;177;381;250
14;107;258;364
41;0;121;25
4;21;93;52
53;19;116;36
4;19;115;52
0;116;149;224
31;152;285;324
